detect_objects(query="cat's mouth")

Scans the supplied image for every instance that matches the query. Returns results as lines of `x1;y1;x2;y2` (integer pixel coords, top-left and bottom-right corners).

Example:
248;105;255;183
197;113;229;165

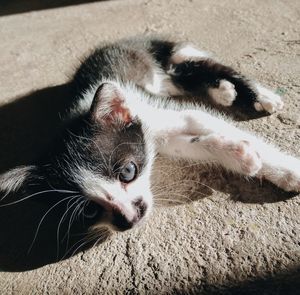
83;197;148;232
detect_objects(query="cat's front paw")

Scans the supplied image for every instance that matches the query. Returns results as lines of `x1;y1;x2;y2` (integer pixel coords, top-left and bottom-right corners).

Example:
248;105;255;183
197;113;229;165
204;135;262;176
278;169;300;192
208;80;237;107
270;166;300;192
228;139;262;176
262;155;300;192
254;85;284;113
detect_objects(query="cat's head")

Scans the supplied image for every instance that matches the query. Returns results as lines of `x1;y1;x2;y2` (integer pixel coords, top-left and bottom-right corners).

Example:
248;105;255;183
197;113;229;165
58;82;155;232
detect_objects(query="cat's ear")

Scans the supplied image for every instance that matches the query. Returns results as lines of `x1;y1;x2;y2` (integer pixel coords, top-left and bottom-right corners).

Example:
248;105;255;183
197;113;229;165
90;82;133;125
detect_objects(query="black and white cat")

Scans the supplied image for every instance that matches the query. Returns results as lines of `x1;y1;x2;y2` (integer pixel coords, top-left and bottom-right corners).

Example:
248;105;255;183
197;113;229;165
0;37;299;233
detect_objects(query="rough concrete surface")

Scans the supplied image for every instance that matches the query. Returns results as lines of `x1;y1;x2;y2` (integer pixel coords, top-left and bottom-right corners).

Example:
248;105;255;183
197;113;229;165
0;0;300;294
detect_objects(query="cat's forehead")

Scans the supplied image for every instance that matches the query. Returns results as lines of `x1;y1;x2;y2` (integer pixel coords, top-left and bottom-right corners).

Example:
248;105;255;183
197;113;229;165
92;122;147;164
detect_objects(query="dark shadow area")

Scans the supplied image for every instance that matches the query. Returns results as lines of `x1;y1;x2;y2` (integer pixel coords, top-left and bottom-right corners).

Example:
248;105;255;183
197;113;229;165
221;104;269;122
0;195;111;272
170;265;300;294
0;83;111;271
212;170;297;204
152;159;297;206
0;0;110;16
0;83;72;174
0;85;297;272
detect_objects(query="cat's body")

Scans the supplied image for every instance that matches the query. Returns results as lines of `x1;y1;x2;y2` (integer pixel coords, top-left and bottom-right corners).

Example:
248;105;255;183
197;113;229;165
0;37;299;235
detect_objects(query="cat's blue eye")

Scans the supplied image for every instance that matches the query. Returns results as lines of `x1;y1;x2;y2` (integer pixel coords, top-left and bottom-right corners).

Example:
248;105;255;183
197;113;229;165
119;161;137;183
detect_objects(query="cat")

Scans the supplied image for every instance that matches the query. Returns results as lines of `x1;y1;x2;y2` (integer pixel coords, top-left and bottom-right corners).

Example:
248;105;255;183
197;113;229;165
0;37;299;235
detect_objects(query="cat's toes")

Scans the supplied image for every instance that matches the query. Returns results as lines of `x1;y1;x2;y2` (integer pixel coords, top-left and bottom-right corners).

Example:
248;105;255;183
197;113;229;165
207;135;262;176
208;80;237;107
262;156;300;192
231;140;262;176
254;85;284;113
276;168;300;192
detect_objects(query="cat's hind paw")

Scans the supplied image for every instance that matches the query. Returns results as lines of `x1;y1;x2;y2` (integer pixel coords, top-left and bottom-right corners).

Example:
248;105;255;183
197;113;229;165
208;80;237;107
254;85;284;113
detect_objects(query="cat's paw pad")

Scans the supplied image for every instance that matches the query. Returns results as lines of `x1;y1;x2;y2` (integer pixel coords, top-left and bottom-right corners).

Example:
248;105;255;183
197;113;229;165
230;140;262;176
208;80;237;107
254;85;284;113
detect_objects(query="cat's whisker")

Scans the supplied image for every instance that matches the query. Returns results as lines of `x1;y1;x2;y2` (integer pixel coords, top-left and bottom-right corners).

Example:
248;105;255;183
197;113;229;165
64;198;86;251
27;195;77;255
152;159;206;171
62;198;82;241
153;187;211;199
91;231;109;248
0;190;11;201
61;235;89;260
151;182;211;196
156;186;203;197
0;189;79;207
76;199;89;222
153;198;186;205
153;191;194;203
151;178;216;194
70;237;95;257
56;195;83;259
63;230;104;260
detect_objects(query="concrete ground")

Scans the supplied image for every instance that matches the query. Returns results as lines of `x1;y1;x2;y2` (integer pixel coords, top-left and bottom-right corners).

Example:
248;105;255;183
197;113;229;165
0;0;300;294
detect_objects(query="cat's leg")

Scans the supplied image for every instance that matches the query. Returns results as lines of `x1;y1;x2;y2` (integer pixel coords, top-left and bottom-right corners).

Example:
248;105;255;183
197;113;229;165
149;41;284;113
145;107;299;192
170;43;284;112
158;133;262;177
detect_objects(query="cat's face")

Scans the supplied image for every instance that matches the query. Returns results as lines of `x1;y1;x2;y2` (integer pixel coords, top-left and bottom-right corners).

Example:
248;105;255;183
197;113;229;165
61;83;155;231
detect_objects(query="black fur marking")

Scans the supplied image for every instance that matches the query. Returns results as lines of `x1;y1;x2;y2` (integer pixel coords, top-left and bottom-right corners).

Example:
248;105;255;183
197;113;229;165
170;59;259;108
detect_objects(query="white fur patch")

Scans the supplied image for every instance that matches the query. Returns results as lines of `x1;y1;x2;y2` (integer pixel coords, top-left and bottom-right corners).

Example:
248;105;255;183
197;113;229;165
171;45;210;64
145;70;182;96
208;80;237;106
145;70;164;95
254;84;284;113
0;166;34;195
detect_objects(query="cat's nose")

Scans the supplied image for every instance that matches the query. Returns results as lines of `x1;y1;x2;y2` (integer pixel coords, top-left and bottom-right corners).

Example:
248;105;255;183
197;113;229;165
112;198;147;231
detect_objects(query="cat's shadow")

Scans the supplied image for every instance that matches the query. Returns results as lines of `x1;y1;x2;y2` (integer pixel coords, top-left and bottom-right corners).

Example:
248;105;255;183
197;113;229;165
0;84;295;272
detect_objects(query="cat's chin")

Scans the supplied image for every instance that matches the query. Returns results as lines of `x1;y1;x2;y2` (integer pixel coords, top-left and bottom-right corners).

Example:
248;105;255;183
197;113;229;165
111;215;149;232
90;219;147;233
